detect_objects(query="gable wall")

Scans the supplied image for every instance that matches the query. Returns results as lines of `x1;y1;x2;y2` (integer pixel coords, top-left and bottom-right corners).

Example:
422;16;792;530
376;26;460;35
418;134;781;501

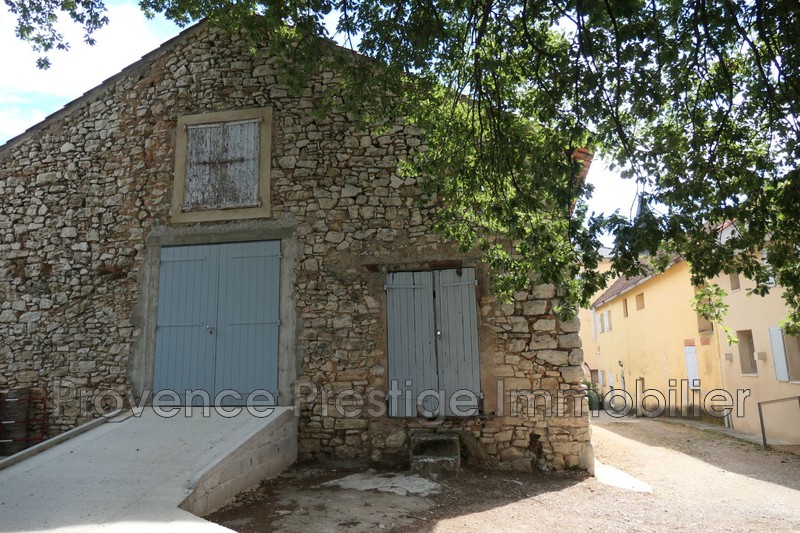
0;24;589;470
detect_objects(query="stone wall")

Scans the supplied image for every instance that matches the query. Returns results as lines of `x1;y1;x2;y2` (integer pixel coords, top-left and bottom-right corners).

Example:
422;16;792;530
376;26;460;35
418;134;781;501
0;23;590;469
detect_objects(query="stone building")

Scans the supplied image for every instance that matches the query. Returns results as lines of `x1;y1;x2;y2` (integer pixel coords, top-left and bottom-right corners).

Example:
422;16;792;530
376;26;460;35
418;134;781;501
0;22;591;471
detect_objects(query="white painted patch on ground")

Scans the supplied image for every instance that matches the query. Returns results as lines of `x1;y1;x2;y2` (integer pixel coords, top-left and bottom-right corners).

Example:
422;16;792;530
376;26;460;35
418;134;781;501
594;459;653;493
321;470;442;496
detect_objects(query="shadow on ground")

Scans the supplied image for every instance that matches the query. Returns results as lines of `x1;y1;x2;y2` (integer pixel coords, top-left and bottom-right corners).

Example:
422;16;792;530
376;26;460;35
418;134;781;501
206;461;587;532
592;413;800;492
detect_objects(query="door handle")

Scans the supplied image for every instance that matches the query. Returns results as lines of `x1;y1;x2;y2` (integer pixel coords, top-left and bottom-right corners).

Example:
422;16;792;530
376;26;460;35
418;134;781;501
206;324;214;335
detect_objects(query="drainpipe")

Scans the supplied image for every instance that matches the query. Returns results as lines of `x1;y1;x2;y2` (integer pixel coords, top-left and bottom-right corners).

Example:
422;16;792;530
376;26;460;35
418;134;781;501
714;322;732;429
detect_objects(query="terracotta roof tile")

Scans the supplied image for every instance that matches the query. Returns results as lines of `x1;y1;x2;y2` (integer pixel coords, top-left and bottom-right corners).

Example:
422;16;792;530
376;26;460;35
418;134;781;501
591;274;650;308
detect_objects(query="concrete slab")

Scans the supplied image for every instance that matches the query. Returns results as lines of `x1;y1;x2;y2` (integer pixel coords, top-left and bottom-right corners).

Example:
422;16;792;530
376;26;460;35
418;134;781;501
320;471;442;496
0;406;296;533
594;459;653;493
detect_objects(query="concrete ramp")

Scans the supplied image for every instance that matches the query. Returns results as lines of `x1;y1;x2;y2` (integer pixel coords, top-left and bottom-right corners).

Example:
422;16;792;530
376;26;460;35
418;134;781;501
0;406;296;532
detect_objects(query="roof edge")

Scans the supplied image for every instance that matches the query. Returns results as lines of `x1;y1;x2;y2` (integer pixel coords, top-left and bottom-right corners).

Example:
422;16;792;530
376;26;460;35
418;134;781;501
591;274;652;309
591;258;684;309
0;20;206;157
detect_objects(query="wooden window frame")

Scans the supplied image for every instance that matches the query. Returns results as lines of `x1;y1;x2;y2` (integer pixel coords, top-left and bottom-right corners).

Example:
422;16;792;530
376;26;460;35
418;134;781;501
171;107;273;224
737;329;758;375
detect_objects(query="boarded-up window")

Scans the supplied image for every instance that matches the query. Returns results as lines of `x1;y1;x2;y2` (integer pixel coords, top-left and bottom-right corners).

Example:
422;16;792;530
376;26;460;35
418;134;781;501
729;272;741;291
385;268;481;418
635;293;645;310
172;108;272;223
184;119;260;211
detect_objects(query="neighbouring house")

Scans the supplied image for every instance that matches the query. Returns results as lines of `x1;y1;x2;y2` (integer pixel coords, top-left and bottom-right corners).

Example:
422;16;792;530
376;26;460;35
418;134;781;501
587;260;725;417
0;21;592;470
578;247;613;386
712;224;800;444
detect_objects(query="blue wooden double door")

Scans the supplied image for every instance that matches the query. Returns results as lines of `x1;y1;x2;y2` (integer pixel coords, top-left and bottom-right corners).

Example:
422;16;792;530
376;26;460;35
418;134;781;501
153;241;280;405
386;268;481;417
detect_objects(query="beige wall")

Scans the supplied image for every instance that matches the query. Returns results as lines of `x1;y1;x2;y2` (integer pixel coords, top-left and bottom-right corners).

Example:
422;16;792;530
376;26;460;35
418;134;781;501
579;257;613;384
593;262;724;416
715;271;800;443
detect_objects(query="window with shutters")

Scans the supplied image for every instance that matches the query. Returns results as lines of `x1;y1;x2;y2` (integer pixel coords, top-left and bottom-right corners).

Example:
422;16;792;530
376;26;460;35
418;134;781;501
171;108;272;223
385;268;481;418
785;334;800;381
769;327;800;382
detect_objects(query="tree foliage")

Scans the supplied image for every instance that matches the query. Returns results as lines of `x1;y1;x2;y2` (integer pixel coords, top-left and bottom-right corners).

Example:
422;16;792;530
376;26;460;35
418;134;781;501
6;0;108;68
10;0;800;331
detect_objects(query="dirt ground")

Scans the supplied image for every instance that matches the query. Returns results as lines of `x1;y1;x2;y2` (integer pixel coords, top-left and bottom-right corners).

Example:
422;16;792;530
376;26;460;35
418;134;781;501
207;415;800;532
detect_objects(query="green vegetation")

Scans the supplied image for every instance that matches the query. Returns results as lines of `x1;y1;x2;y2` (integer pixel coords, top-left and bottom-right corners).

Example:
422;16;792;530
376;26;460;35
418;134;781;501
8;1;800;331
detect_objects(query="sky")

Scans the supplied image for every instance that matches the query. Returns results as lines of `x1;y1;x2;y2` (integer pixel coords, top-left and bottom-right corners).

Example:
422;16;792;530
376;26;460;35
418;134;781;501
0;0;638;235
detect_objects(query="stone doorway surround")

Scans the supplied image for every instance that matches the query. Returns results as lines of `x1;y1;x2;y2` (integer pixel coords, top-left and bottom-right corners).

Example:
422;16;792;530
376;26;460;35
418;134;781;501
127;218;301;406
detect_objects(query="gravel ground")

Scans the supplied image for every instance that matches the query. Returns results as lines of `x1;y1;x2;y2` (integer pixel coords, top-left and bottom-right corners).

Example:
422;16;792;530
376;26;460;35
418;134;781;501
207;415;800;532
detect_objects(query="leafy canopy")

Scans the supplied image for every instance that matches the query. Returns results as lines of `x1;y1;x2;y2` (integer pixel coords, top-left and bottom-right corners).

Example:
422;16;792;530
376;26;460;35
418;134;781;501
10;0;800;331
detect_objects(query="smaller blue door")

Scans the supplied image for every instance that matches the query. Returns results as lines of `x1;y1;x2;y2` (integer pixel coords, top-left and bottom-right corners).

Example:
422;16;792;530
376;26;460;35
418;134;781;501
386;268;481;417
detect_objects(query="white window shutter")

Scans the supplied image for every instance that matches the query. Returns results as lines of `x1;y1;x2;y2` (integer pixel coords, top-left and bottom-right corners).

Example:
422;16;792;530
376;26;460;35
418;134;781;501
770;326;790;382
762;250;777;287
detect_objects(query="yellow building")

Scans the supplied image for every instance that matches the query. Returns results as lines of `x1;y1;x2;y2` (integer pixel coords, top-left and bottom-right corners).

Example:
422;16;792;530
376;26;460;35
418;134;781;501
579;249;614;386
711;229;800;443
587;260;725;418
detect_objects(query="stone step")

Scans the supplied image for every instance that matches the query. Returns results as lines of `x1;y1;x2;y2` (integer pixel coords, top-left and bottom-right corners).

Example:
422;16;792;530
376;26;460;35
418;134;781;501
409;432;461;474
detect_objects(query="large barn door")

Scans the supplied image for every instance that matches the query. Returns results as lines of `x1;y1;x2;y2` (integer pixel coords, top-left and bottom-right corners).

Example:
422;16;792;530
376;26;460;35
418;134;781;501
214;241;281;405
153;245;220;403
153;241;280;405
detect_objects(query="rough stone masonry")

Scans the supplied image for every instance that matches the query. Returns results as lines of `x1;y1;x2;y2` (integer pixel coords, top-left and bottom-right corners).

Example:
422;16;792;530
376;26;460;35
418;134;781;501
0;22;591;470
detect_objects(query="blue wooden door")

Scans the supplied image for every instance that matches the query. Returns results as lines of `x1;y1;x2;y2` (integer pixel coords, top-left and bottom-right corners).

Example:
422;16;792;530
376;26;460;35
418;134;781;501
153;241;280;405
214;241;280;405
386;268;480;417
153;244;219;404
385;271;438;417
435;268;481;416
